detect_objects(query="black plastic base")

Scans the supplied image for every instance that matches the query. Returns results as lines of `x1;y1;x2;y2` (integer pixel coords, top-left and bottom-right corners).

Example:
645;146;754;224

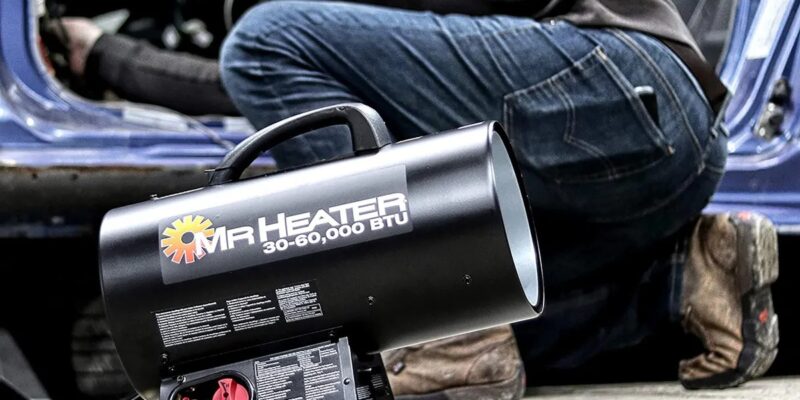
160;336;393;400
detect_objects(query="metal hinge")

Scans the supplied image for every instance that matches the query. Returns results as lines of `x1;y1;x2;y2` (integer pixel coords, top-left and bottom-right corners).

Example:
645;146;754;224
754;78;792;140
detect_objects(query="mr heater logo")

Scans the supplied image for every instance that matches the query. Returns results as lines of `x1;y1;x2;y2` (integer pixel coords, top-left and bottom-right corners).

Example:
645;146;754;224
161;215;215;264
160;193;411;266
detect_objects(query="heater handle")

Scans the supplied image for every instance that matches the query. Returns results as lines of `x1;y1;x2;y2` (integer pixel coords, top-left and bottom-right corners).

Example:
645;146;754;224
207;103;392;185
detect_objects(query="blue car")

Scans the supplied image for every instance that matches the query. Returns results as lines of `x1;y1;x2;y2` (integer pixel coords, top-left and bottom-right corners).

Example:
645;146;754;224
0;0;798;237
0;0;798;399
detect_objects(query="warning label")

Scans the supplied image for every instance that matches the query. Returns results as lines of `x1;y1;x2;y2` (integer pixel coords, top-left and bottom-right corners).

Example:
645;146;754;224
155;303;231;347
254;342;345;400
154;282;324;348
227;294;281;331
277;282;323;323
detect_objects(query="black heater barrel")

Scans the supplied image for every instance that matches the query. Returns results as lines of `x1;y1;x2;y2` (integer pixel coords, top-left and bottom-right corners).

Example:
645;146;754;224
99;104;543;399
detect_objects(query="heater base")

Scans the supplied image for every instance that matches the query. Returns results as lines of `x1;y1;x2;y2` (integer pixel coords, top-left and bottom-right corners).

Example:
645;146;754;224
161;337;394;400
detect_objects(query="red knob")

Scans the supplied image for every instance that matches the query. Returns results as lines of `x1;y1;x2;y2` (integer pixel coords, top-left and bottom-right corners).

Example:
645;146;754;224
212;377;249;400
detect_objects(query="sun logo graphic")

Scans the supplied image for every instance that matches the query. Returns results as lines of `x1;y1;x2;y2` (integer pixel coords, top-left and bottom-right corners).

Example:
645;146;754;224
161;215;215;264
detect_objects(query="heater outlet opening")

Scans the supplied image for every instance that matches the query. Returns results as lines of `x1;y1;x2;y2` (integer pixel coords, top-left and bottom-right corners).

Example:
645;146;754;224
489;130;542;309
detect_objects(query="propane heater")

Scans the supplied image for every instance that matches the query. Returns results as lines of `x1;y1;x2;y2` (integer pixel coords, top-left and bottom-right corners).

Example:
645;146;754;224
99;103;544;400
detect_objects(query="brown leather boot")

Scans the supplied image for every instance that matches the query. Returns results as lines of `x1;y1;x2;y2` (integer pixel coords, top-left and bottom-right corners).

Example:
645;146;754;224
382;325;525;400
679;212;779;389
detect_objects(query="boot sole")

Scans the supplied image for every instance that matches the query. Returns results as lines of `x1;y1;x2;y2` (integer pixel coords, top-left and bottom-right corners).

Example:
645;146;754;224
394;366;525;400
683;212;780;389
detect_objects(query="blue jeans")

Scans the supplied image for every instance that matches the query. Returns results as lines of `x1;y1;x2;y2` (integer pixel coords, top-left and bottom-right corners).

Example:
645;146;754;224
220;1;728;375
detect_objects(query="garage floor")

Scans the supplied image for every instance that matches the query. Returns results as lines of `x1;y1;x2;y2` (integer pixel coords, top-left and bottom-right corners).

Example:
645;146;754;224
527;377;800;399
4;235;800;399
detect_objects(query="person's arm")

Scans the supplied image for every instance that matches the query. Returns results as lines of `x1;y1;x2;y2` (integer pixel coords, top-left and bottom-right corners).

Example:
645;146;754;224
85;34;238;116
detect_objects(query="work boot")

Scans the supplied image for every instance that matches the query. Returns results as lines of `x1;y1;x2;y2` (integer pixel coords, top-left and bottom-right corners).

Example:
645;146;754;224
382;325;525;400
679;212;779;389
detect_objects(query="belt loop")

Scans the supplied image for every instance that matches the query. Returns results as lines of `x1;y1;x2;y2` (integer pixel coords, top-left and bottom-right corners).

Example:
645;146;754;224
709;94;731;139
714;95;731;129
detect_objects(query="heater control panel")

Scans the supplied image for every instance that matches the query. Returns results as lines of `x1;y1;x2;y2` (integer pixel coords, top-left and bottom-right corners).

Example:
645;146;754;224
174;376;250;400
163;337;393;400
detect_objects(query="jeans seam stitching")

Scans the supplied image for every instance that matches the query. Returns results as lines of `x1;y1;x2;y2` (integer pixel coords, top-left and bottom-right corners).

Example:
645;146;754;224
556;155;673;183
595;173;695;222
503;96;514;146
701;138;725;174
549;79;618;180
503;48;601;101
254;59;324;161
489;21;544;40
705;164;726;175
593;164;717;223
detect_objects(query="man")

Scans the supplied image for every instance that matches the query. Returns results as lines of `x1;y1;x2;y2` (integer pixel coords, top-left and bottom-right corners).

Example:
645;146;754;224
61;1;779;398
218;1;778;398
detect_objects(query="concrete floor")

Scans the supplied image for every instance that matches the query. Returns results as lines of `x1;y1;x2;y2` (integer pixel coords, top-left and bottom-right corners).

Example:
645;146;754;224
526;377;800;399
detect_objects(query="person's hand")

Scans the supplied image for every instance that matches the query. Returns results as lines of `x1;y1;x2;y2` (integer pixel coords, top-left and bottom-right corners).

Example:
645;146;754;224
59;18;103;77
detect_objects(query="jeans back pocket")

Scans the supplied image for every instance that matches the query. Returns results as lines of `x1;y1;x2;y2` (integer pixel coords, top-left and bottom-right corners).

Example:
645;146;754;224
503;47;674;184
